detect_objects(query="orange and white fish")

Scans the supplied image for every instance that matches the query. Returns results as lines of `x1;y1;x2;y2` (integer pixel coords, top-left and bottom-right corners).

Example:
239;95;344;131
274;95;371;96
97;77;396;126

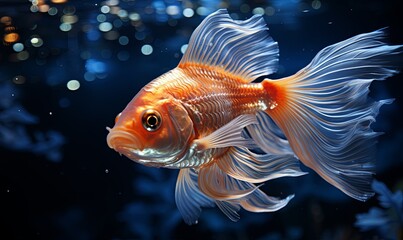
106;9;402;224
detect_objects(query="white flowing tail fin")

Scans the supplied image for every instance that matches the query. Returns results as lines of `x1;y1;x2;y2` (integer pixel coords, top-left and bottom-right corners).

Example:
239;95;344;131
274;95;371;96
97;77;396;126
262;29;403;201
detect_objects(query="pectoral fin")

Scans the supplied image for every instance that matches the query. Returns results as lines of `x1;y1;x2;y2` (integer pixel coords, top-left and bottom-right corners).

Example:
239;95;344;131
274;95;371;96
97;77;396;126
193;114;257;150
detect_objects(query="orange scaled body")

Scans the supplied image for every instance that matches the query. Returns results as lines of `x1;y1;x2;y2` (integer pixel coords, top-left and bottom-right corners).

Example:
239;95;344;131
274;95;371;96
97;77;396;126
155;63;275;141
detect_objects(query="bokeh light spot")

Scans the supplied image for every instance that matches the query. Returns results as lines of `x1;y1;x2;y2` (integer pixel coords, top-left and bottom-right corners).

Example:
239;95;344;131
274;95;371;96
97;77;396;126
135;32;145;41
107;0;119;6
110;6;121;15
166;5;180;16
60;23;72;31
183;8;194;18
118;9;128;18
113;19;123;28
312;0;322;10
13;43;24;52
4;33;19;43
141;44;153;55
16;51;29;61
118;36;129;45
230;13;239;20
48;7;58;16
86;59;107;73
1;16;12;24
129;12;140;21
84;72;96;81
67;80;80;91
97;14;107;22
101;5;110;14
180;44;188;54
99;22;113;32
31;37;43;47
63;6;76;15
61;14;78;24
196;7;209;16
39;4;50;13
252;7;265;15
265;6;275;16
30;5;39;13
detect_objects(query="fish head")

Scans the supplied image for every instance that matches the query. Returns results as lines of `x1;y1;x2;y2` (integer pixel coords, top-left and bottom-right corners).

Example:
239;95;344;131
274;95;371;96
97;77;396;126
106;89;195;167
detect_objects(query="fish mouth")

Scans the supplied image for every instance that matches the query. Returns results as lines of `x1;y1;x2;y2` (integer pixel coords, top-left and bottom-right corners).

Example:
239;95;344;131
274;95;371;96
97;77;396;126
106;127;163;166
106;127;143;153
106;127;182;167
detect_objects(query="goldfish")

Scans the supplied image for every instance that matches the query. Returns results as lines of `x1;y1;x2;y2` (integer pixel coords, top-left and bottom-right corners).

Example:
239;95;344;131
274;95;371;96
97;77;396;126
106;9;403;224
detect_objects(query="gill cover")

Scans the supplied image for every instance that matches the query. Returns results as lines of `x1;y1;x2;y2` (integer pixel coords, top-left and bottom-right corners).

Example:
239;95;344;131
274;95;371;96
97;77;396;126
107;89;195;167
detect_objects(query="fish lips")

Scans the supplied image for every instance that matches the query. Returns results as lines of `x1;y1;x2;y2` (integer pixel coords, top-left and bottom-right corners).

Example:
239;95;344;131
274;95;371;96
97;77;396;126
106;128;143;150
106;128;175;167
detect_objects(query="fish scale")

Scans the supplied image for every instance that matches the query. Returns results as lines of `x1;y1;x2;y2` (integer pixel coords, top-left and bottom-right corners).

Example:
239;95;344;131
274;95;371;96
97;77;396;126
151;66;270;138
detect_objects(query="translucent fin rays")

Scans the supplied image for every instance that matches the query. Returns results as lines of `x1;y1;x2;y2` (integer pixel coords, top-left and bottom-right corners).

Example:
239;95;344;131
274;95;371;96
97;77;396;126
179;9;279;82
265;28;403;201
175;168;214;225
175;145;304;224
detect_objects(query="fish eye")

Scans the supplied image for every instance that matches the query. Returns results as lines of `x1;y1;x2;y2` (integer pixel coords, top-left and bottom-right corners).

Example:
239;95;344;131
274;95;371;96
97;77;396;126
142;109;162;132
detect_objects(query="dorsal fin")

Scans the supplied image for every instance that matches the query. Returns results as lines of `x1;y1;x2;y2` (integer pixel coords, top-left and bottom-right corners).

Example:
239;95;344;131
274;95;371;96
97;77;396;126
178;9;279;82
